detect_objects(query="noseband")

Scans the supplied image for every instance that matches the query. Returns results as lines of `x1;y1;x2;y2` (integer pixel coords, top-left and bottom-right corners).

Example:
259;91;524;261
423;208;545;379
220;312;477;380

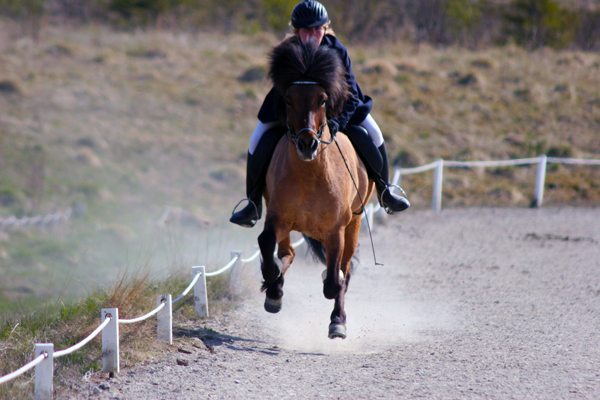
286;81;335;147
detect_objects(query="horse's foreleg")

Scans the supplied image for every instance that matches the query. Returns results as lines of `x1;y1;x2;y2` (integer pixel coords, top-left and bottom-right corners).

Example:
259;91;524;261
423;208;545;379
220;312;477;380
262;235;295;314
258;217;281;283
323;230;344;300
259;214;292;314
329;217;361;339
277;235;295;276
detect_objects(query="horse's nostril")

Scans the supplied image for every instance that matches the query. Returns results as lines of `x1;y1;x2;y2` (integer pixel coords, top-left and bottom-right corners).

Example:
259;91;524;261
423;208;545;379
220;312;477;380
310;138;319;153
297;138;306;152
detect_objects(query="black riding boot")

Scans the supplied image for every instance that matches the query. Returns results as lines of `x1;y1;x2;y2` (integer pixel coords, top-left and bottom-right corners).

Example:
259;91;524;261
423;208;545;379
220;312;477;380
343;125;409;214
377;143;410;214
229;153;263;228
230;126;285;228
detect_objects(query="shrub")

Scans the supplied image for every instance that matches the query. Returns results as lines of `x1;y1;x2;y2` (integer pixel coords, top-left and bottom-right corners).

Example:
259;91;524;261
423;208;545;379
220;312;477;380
502;0;578;49
574;10;600;51
445;0;482;47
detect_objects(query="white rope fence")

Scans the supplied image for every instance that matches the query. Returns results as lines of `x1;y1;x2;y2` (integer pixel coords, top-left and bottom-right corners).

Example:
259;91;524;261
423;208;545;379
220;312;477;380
0;208;72;232
396;155;600;212
0;236;311;399
3;154;597;398
0;353;47;386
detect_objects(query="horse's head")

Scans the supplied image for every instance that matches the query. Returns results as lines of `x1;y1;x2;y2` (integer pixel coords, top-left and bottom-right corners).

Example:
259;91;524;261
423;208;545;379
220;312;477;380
285;82;328;161
269;38;350;162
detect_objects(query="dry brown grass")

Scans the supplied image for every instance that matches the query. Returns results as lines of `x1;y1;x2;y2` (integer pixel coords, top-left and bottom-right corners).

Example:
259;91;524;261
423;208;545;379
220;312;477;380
0;259;234;399
0;25;598;216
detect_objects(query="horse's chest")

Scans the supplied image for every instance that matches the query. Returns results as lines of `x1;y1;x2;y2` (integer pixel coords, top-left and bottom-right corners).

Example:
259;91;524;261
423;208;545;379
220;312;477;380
270;170;347;220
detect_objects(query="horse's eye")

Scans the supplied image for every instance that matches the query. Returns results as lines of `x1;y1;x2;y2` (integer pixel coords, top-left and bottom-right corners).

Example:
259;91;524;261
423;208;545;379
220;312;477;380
320;100;327;107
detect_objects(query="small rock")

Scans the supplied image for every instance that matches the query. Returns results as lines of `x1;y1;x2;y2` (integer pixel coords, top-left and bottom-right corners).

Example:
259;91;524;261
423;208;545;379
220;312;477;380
0;80;20;94
99;382;110;391
92;387;101;395
178;347;193;354
238;66;266;82
177;358;190;366
203;343;216;354
456;73;477;86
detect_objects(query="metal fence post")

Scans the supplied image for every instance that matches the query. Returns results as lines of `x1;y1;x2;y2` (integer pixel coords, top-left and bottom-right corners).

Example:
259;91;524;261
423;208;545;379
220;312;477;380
157;295;172;344
102;308;119;374
229;251;243;298
34;343;53;400
192;266;208;318
432;159;444;212
534;154;547;208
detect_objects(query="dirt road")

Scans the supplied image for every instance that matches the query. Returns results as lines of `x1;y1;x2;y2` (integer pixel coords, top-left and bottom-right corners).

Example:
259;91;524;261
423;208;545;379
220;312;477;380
78;208;600;399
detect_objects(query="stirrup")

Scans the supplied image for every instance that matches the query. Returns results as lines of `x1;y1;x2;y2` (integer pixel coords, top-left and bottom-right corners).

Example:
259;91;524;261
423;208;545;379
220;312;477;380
230;198;260;226
378;184;409;215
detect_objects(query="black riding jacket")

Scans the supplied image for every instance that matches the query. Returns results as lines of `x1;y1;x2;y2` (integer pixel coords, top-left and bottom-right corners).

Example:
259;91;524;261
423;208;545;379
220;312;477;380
257;34;373;130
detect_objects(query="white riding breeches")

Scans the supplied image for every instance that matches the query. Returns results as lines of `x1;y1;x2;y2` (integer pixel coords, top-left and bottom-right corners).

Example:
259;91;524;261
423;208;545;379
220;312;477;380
248;114;384;155
360;114;384;147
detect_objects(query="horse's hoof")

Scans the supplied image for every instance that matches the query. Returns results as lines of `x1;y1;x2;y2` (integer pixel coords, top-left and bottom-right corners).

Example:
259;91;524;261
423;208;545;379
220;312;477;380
328;323;346;339
264;297;282;313
323;281;342;300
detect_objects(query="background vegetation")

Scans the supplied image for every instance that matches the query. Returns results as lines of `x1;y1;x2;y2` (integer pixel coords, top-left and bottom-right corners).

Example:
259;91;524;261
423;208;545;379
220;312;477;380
1;0;599;49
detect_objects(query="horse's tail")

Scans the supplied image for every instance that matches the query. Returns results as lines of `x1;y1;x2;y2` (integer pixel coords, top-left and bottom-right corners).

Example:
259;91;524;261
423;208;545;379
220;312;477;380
302;234;327;266
302;234;359;273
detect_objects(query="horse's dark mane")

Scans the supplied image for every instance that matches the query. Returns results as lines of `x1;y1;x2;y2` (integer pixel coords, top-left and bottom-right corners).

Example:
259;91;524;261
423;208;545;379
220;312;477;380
268;37;350;123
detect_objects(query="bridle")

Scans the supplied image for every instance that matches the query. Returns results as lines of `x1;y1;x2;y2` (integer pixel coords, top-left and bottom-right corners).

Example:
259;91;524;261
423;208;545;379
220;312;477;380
286;81;335;147
284;82;382;266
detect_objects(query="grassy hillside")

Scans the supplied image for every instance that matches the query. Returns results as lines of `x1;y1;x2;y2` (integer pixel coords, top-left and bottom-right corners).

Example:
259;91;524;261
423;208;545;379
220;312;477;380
0;24;599;310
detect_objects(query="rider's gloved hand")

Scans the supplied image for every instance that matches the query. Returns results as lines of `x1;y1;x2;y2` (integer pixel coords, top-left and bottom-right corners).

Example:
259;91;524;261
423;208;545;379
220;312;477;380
327;119;340;136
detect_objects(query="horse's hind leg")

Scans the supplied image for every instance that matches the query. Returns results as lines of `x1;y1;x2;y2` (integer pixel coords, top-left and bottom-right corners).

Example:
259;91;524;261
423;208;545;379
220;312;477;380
329;217;360;339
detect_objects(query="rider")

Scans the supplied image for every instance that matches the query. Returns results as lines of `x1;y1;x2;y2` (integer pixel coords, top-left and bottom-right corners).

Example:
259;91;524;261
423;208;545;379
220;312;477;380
230;0;410;228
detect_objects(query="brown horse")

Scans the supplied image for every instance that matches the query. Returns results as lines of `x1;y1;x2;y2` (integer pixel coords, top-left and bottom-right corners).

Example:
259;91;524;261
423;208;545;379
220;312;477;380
258;38;375;339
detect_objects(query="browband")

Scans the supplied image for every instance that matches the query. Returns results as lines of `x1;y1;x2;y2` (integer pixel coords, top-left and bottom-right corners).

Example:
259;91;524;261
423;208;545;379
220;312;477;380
292;81;320;85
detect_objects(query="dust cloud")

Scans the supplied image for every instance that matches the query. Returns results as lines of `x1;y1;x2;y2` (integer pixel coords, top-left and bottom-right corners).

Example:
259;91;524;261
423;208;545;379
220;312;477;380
248;254;458;355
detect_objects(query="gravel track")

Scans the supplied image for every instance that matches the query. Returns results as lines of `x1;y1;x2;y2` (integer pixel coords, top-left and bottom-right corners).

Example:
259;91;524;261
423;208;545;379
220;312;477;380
73;208;600;399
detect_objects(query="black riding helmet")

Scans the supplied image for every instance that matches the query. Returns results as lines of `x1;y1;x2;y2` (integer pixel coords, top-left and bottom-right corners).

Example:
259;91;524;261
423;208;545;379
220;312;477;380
291;0;329;29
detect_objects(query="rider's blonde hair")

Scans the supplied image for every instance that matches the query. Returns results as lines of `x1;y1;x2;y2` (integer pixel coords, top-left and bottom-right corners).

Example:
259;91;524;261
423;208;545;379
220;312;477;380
289;21;335;37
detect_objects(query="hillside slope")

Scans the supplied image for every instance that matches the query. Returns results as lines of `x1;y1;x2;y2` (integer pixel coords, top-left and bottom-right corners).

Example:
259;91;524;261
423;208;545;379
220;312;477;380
0;25;599;307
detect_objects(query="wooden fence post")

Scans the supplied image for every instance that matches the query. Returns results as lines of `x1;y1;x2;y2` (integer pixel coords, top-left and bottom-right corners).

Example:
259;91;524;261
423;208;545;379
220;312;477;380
229;251;243;298
192;266;208;318
102;308;119;374
534;155;547;208
157;295;172;344
34;343;53;400
432;159;444;212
